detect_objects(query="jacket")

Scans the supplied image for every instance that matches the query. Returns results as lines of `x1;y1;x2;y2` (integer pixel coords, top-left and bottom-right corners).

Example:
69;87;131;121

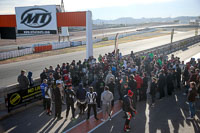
76;87;87;101
65;89;76;104
101;90;113;105
54;87;62;105
150;81;157;95
18;74;29;90
158;73;166;88
105;73;115;85
135;75;143;89
87;92;97;104
123;95;134;112
40;83;48;97
187;88;197;102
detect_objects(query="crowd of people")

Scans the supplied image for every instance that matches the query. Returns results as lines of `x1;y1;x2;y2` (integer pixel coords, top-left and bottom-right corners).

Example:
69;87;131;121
18;49;200;132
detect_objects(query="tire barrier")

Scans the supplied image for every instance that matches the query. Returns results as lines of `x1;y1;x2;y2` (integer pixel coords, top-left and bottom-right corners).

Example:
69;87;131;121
71;41;82;47
52;42;70;50
0;48;33;61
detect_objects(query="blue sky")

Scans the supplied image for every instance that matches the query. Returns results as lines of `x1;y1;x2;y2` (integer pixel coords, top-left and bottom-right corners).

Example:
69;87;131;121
0;0;199;20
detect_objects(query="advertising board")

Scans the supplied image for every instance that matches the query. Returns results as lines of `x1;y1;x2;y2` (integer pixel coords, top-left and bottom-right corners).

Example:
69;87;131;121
15;5;57;34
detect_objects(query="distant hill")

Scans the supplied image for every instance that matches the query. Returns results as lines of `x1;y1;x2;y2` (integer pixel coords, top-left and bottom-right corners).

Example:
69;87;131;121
93;16;199;25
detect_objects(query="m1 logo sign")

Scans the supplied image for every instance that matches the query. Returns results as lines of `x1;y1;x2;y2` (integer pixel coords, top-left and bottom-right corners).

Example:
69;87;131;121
15;5;57;34
21;8;51;28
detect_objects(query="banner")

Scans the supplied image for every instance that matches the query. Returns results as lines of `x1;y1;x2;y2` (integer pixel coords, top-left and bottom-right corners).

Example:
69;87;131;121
15;5;57;34
7;85;42;112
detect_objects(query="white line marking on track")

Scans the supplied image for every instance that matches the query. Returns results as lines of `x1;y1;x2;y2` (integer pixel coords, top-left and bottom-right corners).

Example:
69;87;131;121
63;110;103;133
88;109;122;133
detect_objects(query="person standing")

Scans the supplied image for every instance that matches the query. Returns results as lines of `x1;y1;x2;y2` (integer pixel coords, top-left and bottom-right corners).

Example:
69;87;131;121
150;77;157;107
96;77;105;108
45;83;52;116
176;64;182;89
86;87;99;120
166;69;174;96
135;73;143;101
56;76;65;105
158;69;166;99
101;86;114;121
128;75;137;109
40;69;48;83
76;83;87;115
107;77;115;108
27;71;34;87
187;82;197;120
54;83;63;120
105;71;115;85
65;85;76;120
18;70;29;90
40;79;48;110
123;90;137;132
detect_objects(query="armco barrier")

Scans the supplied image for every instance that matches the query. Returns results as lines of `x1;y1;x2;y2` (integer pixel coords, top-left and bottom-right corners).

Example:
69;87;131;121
0;35;200;111
71;41;82;47
0;48;33;61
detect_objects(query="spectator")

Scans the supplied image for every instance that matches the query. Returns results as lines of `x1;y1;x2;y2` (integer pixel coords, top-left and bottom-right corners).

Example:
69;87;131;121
135;73;143;101
122;90;136;132
56;75;65;104
86;87;99;120
54;83;63;120
150;77;157;107
166;69;174;96
96;76;105;108
76;83;87;115
54;68;61;81
48;66;55;76
176;64;181;89
142;72;148;101
128;74;137;109
157;69;166;99
45;82;52;116
187;82;197;120
27;71;34;87
18;70;29;90
105;71;115;85
40;79;48;110
101;86;113;121
40;69;48;83
107;77;115;108
65;85;76;120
